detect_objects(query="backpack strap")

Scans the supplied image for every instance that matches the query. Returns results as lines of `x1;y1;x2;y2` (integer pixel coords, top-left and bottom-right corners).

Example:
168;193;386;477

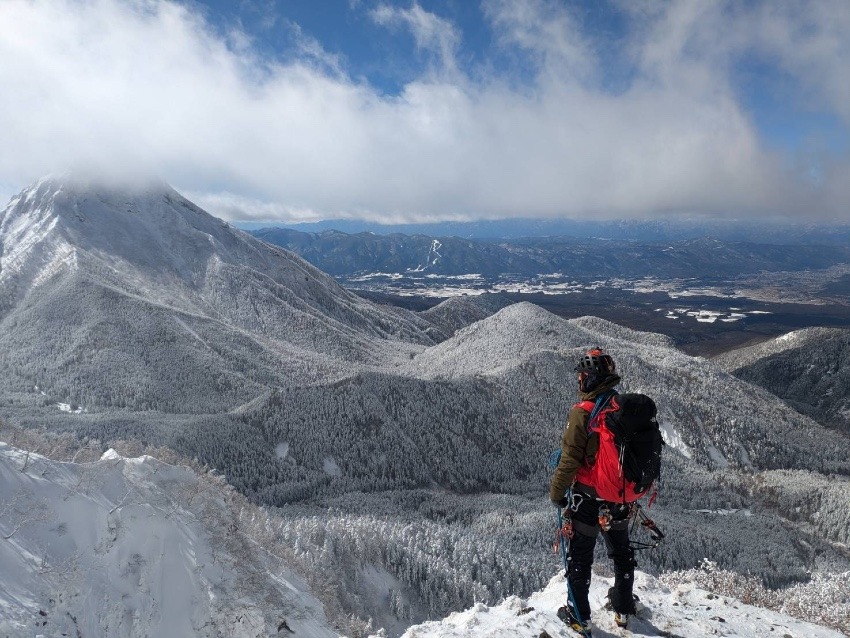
586;390;617;433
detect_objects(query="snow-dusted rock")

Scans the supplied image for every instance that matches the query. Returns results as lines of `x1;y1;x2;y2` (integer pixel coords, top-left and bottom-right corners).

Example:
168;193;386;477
0;442;338;638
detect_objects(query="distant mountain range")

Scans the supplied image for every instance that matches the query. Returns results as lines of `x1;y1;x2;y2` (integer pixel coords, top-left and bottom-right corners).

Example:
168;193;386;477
2;177;849;636
249;227;850;279
238;217;850;244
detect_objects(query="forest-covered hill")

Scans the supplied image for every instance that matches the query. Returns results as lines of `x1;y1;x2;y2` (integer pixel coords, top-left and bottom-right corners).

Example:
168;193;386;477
717;327;850;436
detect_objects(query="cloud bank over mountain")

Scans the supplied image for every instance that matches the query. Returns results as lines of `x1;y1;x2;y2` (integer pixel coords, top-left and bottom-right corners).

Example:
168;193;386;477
1;0;848;221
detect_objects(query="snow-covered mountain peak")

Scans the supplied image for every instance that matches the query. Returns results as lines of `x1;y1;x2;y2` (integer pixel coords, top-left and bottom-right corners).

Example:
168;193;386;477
408;302;683;379
2;174;325;286
3;176;251;276
0;175;435;368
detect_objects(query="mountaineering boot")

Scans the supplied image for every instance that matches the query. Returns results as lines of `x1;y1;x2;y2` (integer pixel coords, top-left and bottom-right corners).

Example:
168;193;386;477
606;588;639;628
614;611;629;628
557;604;592;636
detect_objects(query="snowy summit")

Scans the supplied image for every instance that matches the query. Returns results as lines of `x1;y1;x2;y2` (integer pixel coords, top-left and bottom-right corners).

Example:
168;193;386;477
396;571;846;638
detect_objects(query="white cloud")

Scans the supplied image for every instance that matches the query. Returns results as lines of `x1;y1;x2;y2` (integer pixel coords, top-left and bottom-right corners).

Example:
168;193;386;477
370;2;460;75
752;1;850;123
482;0;594;83
0;0;847;222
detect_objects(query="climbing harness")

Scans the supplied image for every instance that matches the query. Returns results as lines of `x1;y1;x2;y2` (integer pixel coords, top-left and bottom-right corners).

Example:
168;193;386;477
627;502;665;550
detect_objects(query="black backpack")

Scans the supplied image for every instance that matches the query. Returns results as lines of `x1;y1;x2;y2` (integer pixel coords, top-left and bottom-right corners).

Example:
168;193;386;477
600;393;664;494
582;392;664;501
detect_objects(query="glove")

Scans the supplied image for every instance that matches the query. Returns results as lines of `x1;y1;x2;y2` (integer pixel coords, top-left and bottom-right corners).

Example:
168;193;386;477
552;496;569;508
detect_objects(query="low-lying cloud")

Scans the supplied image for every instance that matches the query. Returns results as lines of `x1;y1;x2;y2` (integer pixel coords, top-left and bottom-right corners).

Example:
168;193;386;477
0;0;848;222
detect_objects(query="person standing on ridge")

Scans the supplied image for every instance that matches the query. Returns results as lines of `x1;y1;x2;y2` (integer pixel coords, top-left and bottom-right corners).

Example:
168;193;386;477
549;347;660;636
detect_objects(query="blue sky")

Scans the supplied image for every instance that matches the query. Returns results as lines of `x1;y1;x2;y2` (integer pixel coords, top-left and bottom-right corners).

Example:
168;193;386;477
196;0;499;95
198;0;843;154
1;0;849;222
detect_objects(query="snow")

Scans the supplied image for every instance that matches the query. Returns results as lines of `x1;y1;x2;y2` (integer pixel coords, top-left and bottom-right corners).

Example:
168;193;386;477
424;273;482;280
408;240;443;272
0;200;77;291
0;442;339;638
100;448;122;460
707;444;729;468
172;314;208;346
323;456;342;476
56;402;85;414
712;327;840;372
656;306;763;325
393;570;845;638
275;441;290;459
658;416;691;459
693;312;719;323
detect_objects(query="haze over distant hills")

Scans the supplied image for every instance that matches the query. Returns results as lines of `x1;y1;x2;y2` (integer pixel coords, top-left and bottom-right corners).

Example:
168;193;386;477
1;176;849;636
239;217;850;244
250;227;850;279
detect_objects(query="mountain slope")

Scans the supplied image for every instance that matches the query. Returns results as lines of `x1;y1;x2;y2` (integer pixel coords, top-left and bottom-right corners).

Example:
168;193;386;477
250;228;540;276
0;442;338;638
712;327;842;372
0;177;438;411
402;303;849;476
418;294;514;339
717;328;850;436
0;176;433;356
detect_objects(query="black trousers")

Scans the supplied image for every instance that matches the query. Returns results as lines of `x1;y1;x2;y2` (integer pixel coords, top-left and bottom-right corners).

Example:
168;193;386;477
565;490;637;620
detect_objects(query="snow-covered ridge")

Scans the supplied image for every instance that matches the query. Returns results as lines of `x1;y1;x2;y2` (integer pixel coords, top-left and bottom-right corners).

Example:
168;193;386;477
395;571;845;638
713;327;845;372
0;184;77;291
0;442;337;638
402;300;850;480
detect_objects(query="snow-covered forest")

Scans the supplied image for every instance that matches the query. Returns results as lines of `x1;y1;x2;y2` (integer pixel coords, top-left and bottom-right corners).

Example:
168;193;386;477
1;178;849;637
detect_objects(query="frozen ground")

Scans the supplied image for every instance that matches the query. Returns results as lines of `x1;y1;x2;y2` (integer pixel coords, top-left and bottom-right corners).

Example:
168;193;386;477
395;570;846;638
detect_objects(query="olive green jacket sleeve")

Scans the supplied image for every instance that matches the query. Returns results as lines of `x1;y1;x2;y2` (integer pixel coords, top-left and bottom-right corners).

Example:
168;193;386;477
549;405;591;502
